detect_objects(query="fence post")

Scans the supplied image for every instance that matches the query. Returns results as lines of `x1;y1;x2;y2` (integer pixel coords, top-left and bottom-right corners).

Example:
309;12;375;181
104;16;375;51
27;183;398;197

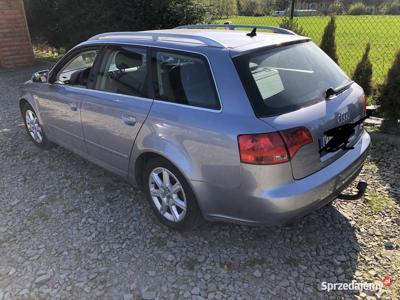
290;0;295;20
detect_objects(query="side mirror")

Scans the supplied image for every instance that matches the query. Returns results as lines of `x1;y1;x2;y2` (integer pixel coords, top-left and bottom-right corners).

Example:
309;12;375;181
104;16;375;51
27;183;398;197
32;70;49;83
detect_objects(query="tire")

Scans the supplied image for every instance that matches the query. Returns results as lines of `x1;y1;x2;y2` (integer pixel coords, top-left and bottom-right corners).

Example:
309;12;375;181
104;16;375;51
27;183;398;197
22;103;53;149
143;157;203;231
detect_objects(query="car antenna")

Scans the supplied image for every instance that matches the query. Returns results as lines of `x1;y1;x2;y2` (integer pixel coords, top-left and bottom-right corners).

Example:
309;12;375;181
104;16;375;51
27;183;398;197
246;28;257;38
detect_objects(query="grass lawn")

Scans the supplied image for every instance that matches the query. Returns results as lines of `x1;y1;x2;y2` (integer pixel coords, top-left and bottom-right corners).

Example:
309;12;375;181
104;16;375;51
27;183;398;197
218;15;400;86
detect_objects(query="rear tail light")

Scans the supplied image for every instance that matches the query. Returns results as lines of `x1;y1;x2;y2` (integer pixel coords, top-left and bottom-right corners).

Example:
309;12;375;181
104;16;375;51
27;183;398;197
280;127;313;159
238;127;313;165
361;94;367;116
238;133;289;165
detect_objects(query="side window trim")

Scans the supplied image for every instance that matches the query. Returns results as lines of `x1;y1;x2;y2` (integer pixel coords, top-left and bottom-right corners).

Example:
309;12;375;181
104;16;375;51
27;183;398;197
149;47;222;111
91;44;153;99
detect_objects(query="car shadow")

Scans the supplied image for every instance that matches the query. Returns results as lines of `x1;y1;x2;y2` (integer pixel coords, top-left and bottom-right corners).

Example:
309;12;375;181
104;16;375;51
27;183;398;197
103;165;359;297
89;172;359;298
176;205;359;296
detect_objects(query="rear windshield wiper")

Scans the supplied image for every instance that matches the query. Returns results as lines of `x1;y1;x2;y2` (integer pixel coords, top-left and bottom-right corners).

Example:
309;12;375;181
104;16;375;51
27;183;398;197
325;80;354;99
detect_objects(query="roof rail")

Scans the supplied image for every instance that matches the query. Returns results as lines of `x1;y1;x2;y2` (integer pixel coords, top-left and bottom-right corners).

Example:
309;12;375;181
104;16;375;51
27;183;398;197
89;31;226;48
175;24;296;35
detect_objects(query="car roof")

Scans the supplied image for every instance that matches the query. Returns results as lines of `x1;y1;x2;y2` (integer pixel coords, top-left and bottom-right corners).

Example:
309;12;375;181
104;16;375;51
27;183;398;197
84;28;309;56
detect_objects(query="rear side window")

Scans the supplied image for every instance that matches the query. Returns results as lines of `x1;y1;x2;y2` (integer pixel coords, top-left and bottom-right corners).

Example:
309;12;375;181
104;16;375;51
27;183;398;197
152;50;220;110
234;41;350;117
95;47;148;97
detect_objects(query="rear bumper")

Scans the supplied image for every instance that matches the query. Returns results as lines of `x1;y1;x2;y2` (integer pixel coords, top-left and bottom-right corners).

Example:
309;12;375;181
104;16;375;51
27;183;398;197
194;130;370;225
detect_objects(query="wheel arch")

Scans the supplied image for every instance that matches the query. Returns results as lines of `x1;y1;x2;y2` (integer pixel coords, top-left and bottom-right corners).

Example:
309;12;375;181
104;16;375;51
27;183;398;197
19;97;38;117
18;94;43;124
19;98;30;114
133;151;194;192
134;152;161;190
132;150;206;222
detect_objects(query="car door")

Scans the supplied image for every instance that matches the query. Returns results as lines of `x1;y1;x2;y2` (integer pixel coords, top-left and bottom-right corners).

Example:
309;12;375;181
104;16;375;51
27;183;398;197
36;47;100;155
80;45;153;177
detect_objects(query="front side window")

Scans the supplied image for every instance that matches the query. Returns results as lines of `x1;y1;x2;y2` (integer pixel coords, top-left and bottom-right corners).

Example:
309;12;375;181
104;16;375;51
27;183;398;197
152;50;220;110
95;47;148;97
56;49;98;87
234;41;350;117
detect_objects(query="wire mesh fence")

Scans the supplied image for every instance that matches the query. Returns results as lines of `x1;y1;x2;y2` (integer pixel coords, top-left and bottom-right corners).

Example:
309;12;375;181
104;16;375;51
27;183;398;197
212;0;400;87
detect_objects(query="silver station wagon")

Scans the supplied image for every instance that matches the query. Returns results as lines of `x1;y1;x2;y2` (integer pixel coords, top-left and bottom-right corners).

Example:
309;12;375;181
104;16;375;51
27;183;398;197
19;24;370;230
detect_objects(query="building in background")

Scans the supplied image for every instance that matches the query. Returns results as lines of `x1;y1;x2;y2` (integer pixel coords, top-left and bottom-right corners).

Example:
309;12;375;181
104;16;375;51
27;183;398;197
0;0;33;68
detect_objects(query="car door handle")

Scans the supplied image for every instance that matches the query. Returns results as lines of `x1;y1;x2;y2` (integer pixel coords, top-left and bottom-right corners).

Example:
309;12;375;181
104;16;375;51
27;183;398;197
122;115;136;126
69;103;78;111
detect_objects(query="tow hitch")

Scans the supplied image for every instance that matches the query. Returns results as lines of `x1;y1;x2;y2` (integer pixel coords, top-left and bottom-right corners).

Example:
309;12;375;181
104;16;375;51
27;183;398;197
338;181;368;201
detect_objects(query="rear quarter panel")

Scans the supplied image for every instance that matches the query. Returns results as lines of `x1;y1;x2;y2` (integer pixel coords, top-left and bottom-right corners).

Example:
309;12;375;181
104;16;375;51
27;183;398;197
128;47;276;189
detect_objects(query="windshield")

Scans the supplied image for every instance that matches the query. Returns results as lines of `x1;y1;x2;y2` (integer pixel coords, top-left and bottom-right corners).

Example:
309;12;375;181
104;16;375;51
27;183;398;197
233;41;350;117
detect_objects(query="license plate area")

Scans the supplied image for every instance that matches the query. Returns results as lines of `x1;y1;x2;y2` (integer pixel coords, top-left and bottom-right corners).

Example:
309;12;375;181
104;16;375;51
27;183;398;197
319;135;333;151
319;123;363;160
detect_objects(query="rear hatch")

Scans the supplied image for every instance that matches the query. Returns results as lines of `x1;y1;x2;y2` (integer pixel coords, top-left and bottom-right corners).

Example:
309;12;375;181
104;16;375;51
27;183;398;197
259;85;365;179
233;41;366;179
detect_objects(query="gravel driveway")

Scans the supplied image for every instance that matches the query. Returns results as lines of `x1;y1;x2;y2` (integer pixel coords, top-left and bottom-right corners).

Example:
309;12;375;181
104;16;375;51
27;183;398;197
0;66;399;300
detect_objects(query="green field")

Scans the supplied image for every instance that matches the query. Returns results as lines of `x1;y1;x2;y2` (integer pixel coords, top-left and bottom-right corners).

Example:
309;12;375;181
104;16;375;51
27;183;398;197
218;16;400;85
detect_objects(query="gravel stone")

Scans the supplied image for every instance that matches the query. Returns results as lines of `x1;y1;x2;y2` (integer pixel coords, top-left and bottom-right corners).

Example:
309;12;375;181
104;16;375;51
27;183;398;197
253;270;262;278
123;294;133;300
335;255;347;263
191;287;200;295
34;273;52;286
384;241;396;250
39;194;48;201
167;254;175;262
141;290;156;300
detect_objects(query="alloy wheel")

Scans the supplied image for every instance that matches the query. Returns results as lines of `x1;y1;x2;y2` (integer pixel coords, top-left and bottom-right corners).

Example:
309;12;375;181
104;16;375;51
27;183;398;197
25;109;43;144
148;167;187;222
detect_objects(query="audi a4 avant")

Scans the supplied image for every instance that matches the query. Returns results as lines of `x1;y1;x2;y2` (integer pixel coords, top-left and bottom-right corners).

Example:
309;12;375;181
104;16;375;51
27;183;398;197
19;24;370;230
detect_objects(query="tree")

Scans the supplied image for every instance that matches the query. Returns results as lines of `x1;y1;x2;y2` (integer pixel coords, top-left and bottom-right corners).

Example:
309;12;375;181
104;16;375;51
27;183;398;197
279;17;306;36
379;0;400;15
320;16;339;64
237;0;269;16
377;50;400;129
352;43;373;97
387;0;400;15
24;0;211;49
328;0;346;15
211;0;237;18
348;2;368;15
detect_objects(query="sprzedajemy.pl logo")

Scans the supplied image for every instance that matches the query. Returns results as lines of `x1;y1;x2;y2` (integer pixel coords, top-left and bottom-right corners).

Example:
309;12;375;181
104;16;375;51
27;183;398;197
321;277;393;292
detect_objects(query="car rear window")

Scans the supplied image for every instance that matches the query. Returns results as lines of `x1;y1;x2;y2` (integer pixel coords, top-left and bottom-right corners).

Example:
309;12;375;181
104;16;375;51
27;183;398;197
233;41;350;117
